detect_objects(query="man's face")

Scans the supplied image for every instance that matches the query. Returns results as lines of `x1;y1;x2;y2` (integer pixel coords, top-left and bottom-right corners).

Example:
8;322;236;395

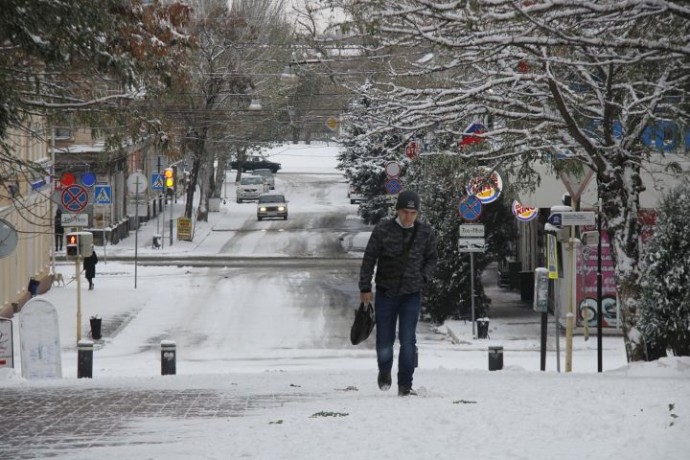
397;208;418;227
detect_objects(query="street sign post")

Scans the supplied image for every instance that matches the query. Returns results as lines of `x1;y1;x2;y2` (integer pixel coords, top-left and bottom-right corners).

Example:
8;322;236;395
127;172;147;195
384;161;402;178
458;224;486;339
61;184;89;213
405;141;419;159
458;238;486;252
151;173;164;191
61;213;88;227
385;178;403;195
94;185;112;205
459;195;482;222
459;224;485;238
0;219;18;259
547;211;595;227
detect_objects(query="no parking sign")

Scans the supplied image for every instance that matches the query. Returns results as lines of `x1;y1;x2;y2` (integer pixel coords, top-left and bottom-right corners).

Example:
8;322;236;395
61;184;89;213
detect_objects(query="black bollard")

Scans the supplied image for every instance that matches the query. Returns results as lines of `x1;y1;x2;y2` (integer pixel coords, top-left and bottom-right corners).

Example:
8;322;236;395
488;345;503;371
78;339;94;378
161;340;176;375
476;318;490;339
89;316;102;340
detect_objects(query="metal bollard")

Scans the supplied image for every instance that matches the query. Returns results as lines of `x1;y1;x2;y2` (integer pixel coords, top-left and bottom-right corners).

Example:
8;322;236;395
161;340;176;375
488;345;503;371
78;339;94;378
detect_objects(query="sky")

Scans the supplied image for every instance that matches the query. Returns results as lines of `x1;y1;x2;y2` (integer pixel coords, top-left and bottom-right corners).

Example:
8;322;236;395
1;143;689;460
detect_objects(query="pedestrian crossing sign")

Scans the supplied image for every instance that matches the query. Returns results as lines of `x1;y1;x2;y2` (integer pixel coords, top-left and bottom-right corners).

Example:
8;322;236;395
151;173;164;190
94;185;112;205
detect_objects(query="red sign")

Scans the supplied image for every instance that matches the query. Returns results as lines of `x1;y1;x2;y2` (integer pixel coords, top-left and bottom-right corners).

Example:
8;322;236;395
61;172;75;186
405;141;419;159
61;184;89;213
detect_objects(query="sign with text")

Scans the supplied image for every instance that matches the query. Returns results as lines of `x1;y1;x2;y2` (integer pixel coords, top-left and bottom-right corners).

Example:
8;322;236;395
61;213;88;227
177;217;193;241
459;224;485;238
548;211;596;227
458;238;486;252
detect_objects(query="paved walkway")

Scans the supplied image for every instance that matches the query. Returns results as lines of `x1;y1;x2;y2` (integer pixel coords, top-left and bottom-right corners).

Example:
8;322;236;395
0;382;318;459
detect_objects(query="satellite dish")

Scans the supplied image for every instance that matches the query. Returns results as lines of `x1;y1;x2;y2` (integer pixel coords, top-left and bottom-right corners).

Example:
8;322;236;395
0;218;19;259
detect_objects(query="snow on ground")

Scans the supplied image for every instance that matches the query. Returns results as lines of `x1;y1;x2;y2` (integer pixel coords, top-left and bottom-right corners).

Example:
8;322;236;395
2;143;689;460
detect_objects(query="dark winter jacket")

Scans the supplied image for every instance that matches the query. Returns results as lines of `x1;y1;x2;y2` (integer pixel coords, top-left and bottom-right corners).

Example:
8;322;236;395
84;252;98;280
54;213;64;235
359;218;437;296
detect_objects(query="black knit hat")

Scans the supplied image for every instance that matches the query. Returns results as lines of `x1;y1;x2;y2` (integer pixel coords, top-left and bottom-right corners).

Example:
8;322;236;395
395;190;420;211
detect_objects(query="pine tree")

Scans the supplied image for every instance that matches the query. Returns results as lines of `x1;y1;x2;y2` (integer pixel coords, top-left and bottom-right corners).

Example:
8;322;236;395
638;182;690;358
337;99;405;225
406;154;516;322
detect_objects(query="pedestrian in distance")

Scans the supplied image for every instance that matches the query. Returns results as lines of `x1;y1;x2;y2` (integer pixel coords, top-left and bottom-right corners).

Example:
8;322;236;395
359;190;438;396
83;249;98;290
54;209;64;251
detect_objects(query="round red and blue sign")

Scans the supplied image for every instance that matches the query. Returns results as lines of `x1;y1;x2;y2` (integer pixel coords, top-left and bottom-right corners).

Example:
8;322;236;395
61;184;89;213
459;195;482;221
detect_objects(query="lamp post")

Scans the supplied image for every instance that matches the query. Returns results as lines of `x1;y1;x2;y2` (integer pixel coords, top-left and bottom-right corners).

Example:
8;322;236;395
597;198;603;372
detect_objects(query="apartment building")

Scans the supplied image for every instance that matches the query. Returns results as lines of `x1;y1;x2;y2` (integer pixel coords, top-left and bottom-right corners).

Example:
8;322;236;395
0;121;52;317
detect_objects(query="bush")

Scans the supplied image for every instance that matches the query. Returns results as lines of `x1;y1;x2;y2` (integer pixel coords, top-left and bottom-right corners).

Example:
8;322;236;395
638;182;690;358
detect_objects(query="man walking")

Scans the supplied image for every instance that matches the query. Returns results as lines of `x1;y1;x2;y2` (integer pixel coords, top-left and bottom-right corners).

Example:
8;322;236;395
359;190;437;396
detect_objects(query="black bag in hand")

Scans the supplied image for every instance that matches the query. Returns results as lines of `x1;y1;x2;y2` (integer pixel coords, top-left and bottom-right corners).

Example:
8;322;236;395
350;302;375;345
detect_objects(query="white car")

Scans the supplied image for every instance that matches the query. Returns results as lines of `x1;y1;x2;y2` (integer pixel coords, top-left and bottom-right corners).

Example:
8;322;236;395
236;175;267;203
252;168;275;190
257;193;288;221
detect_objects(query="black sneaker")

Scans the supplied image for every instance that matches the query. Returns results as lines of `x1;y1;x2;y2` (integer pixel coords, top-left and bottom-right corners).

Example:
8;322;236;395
377;371;392;391
398;386;418;396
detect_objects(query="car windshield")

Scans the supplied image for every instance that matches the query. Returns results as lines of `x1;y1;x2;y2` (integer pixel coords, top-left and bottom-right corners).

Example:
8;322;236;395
241;176;263;185
258;195;285;203
254;169;271;177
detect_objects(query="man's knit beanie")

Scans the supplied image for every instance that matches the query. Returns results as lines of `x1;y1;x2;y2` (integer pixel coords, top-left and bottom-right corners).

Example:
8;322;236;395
395;190;420;211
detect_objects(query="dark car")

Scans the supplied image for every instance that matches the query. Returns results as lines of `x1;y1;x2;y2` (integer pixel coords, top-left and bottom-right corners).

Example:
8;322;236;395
230;156;281;174
257;193;288;221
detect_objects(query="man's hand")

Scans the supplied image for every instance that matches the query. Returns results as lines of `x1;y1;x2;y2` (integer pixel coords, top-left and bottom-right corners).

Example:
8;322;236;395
360;291;373;305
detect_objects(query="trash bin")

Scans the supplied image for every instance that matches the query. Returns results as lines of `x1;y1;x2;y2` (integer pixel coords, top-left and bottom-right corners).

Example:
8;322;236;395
90;316;102;340
28;278;39;297
476;318;490;339
489;345;504;371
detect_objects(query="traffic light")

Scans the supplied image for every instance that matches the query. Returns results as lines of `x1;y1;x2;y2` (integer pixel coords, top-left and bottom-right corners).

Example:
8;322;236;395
66;233;79;257
164;168;174;189
65;232;94;258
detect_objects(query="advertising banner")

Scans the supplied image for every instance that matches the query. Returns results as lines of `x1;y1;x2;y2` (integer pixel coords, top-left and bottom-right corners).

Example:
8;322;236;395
576;228;618;328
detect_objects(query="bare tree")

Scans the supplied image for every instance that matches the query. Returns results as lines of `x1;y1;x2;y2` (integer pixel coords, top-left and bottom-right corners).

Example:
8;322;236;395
174;0;295;221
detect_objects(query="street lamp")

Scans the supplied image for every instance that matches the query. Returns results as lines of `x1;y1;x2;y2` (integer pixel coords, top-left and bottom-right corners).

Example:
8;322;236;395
280;65;298;84
248;98;262;111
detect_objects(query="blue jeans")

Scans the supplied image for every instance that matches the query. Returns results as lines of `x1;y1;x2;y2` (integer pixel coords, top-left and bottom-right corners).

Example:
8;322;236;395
375;290;421;388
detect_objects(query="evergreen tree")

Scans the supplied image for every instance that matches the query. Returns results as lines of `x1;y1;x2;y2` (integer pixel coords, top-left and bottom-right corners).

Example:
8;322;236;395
638;182;690;358
407;154;516;322
337;97;405;225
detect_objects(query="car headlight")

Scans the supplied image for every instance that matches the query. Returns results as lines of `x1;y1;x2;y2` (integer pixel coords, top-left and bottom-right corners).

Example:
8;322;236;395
278;206;285;211
259;207;267;212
